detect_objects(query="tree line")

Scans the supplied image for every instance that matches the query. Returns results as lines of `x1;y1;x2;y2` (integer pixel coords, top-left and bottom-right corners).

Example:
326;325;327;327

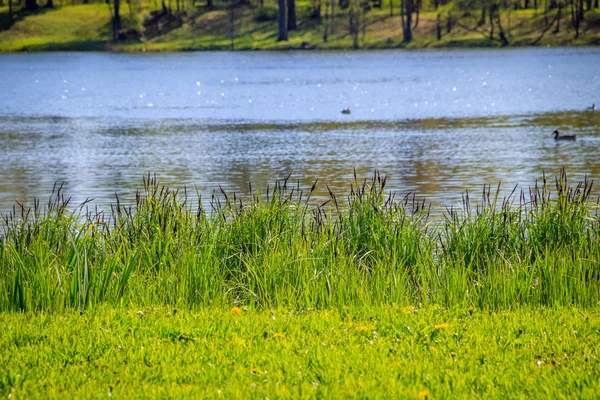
2;0;598;46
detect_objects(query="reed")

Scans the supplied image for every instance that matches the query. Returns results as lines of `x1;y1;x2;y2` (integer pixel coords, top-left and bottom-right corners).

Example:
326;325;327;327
1;170;599;312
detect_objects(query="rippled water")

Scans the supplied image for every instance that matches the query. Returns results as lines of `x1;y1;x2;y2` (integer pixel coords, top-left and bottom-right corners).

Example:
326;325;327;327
1;49;599;212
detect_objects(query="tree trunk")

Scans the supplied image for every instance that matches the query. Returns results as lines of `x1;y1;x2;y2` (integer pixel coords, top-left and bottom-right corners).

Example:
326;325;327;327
570;0;575;23
400;0;406;35
402;0;413;42
323;0;329;41
446;11;452;33
331;0;335;33
595;0;598;8
575;0;584;37
585;0;591;10
489;5;495;40
288;0;297;30
25;0;37;10
207;0;213;8
554;3;562;32
230;0;235;50
495;7;509;45
113;0;121;40
312;1;322;21
479;4;486;25
45;0;53;8
8;0;13;21
278;0;288;41
413;0;419;28
389;0;393;16
436;12;442;40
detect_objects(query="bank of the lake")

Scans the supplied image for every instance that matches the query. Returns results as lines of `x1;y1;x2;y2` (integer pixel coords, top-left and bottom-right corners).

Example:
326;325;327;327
1;1;599;52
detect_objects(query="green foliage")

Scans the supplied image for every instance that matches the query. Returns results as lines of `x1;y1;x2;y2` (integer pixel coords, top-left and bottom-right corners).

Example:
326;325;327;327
254;5;278;21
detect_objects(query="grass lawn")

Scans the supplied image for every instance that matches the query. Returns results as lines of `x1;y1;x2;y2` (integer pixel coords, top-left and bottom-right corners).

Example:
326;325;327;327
1;305;599;398
1;173;600;397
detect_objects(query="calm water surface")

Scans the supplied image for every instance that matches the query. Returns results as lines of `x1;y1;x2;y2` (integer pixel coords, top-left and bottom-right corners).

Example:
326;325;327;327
1;49;599;212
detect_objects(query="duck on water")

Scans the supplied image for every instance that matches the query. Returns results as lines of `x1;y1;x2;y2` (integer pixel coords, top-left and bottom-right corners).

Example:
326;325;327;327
553;130;577;141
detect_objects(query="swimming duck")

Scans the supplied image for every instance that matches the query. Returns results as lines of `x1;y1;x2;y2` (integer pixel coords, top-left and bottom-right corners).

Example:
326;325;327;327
553;130;577;141
341;107;351;115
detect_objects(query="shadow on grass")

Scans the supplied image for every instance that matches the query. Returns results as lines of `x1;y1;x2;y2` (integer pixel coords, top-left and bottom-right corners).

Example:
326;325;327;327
0;4;57;30
22;39;108;51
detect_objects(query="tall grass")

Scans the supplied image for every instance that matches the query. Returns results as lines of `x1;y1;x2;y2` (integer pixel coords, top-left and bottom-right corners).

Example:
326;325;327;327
1;170;599;312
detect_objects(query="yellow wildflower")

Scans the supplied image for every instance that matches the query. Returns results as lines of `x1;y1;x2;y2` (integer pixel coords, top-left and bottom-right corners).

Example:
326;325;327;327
434;323;450;329
249;367;260;374
417;389;430;398
273;332;286;339
468;306;475;315
405;305;416;312
357;325;369;332
230;306;242;316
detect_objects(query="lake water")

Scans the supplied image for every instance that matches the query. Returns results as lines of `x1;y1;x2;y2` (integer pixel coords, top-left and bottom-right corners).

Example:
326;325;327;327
1;48;599;213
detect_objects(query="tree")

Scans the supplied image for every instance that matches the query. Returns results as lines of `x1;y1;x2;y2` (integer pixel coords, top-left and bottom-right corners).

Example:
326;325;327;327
312;0;322;21
230;0;235;50
288;0;297;30
25;0;37;10
574;0;584;37
109;0;122;40
278;0;288;41
348;0;361;47
400;0;414;42
323;0;330;41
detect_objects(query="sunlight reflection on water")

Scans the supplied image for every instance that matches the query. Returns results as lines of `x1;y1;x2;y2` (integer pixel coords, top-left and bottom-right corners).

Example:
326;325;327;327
0;49;599;212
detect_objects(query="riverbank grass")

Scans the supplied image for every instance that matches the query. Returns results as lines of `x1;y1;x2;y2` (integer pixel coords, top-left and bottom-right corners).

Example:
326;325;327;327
1;172;600;397
1;171;599;311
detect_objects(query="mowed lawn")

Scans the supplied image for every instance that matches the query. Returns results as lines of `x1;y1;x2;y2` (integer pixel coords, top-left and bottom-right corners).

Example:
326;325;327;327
0;4;113;52
1;305;599;398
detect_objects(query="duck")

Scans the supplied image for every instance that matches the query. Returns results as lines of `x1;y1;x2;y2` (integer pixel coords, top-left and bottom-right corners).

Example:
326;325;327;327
553;130;577;141
587;103;595;111
341;107;351;115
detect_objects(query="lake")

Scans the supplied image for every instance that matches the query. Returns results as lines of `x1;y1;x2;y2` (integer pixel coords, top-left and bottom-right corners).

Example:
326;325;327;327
1;48;599;213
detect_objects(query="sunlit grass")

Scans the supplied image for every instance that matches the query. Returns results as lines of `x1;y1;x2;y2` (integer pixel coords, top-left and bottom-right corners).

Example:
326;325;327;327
1;305;598;398
1;170;599;312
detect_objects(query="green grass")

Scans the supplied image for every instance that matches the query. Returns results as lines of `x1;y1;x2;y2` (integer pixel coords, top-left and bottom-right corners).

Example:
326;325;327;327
2;172;599;397
0;0;599;51
1;170;599;312
1;305;599;398
0;4;116;51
